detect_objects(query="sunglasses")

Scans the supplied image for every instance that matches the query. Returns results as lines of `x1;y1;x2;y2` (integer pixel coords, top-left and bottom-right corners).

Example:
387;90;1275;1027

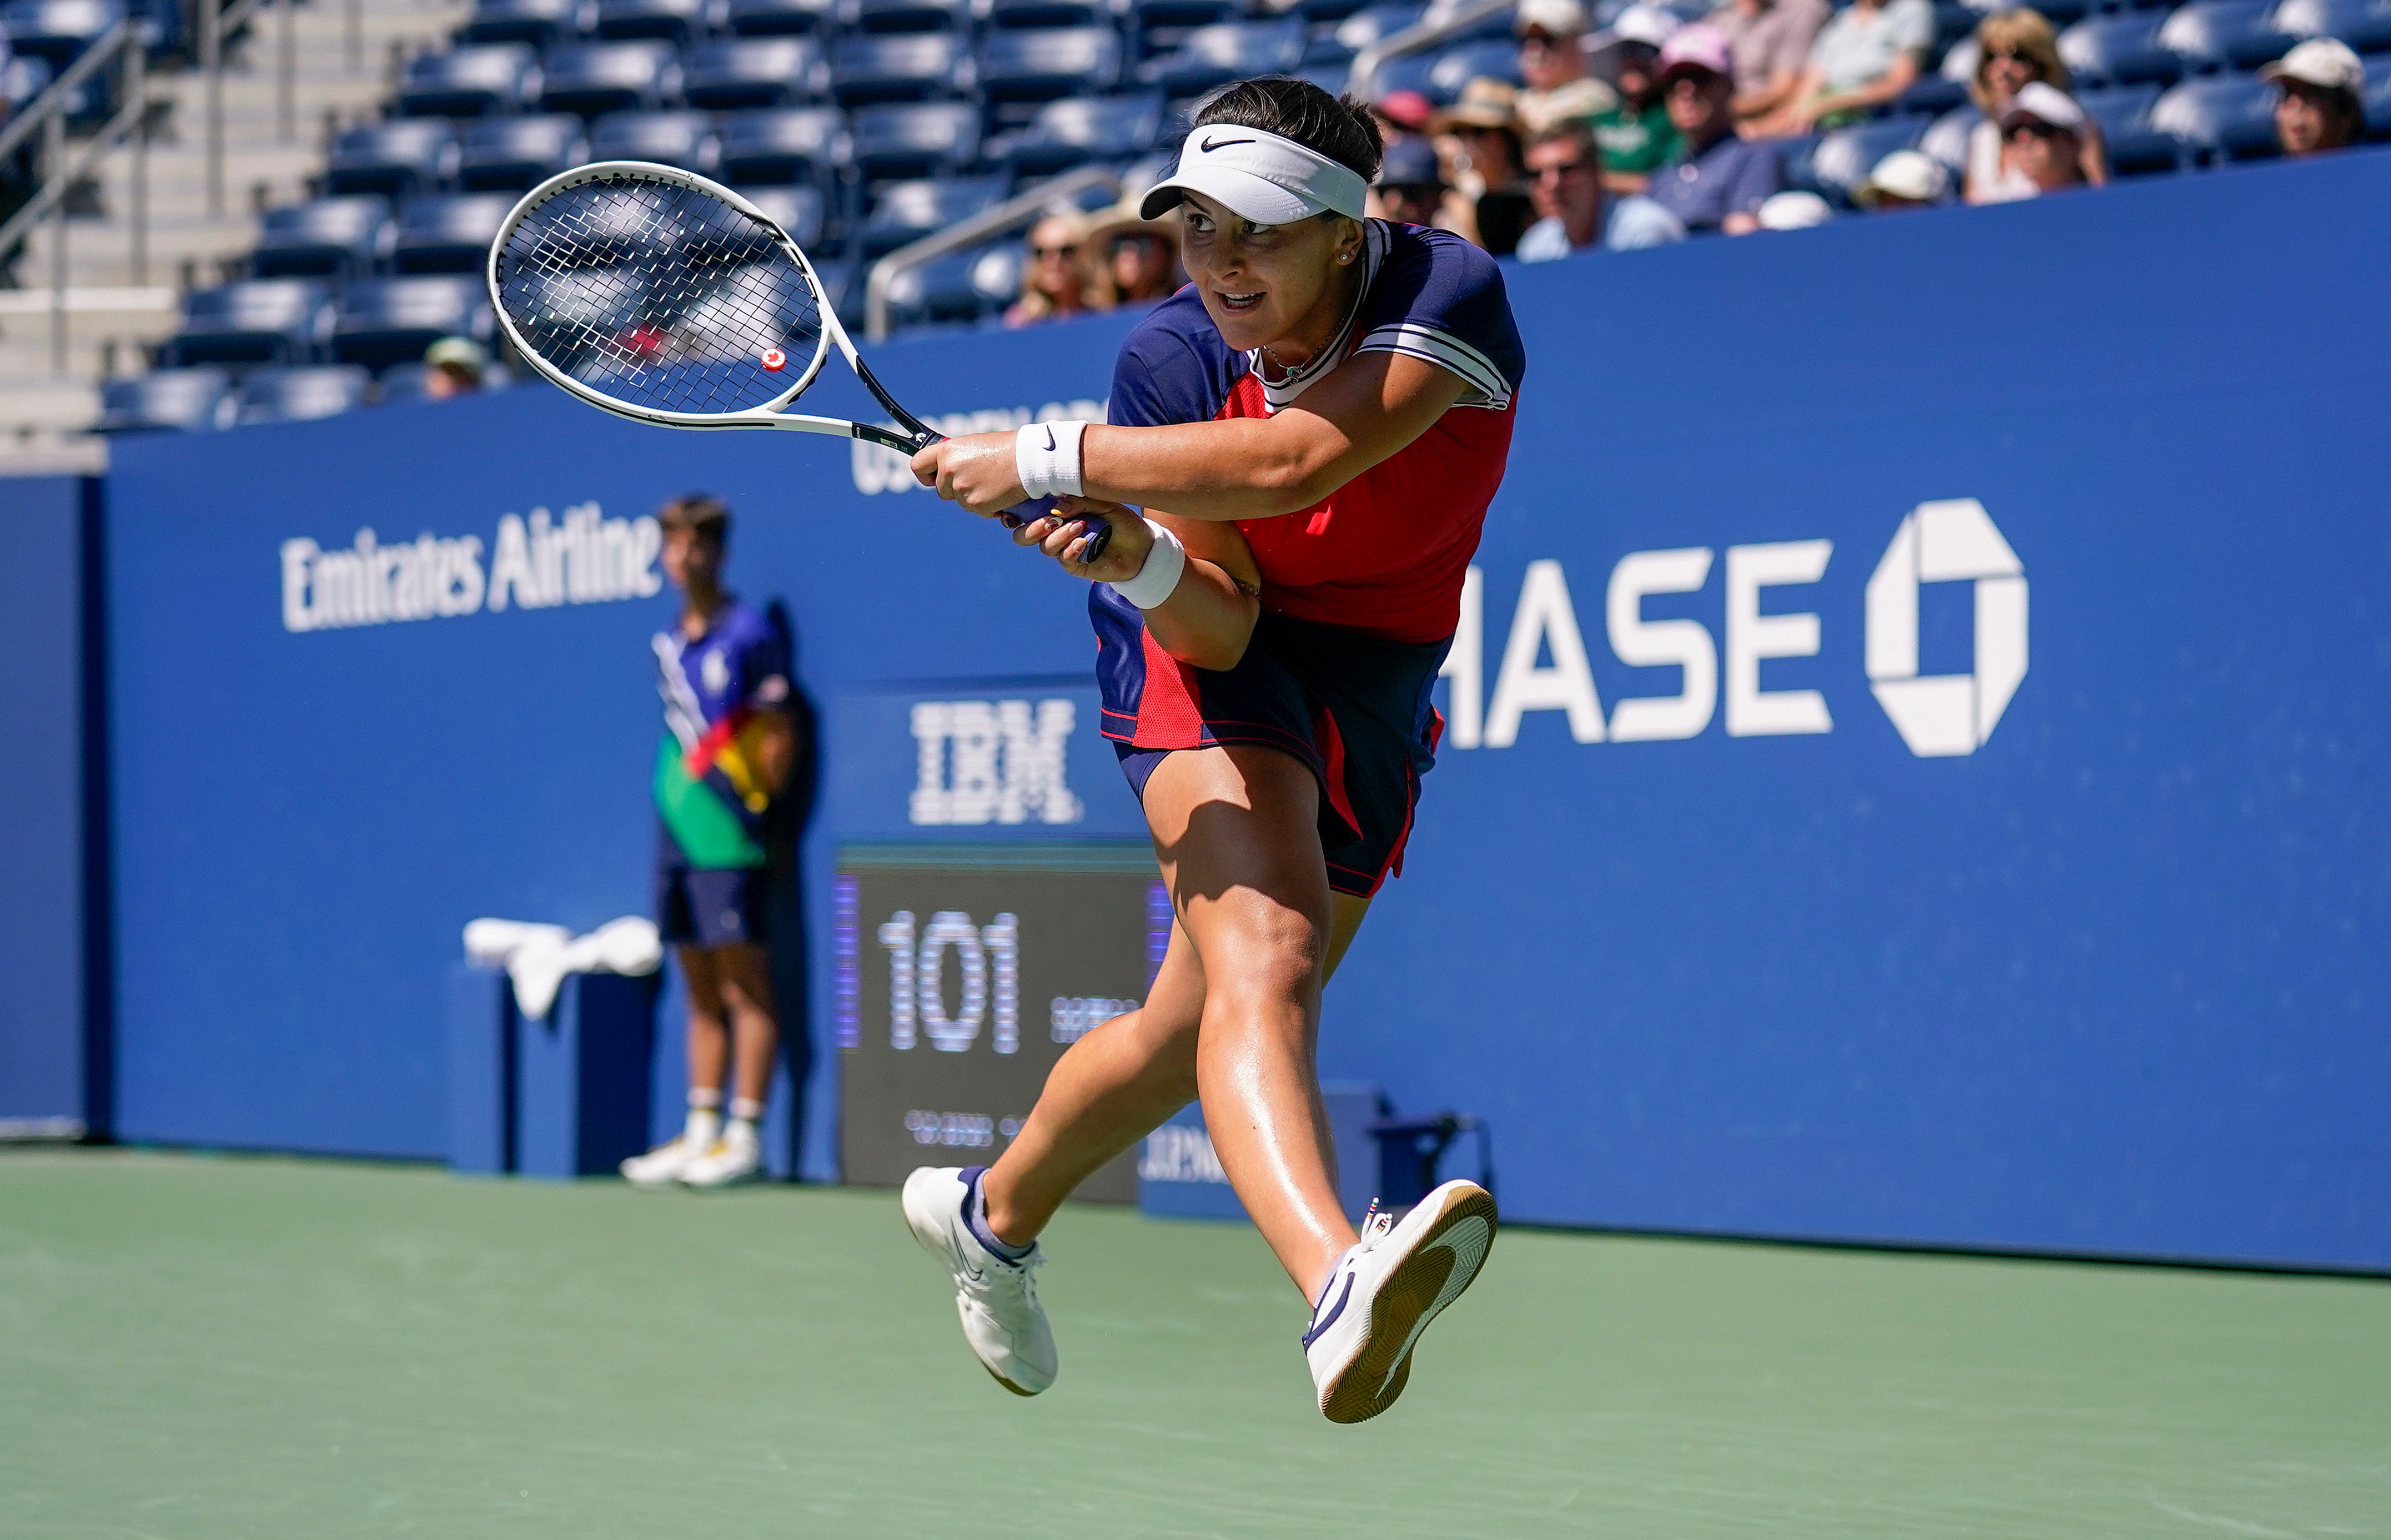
1985;48;2041;65
1032;243;1080;257
2005;119;2068;139
1533;158;1593;178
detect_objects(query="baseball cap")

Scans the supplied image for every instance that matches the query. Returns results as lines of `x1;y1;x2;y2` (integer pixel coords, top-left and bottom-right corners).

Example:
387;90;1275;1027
1432;77;1521;132
424;335;489;372
1373;88;1436;132
2261;37;2365;97
1375;137;1447;190
1141;124;1369;224
1654;23;1735;84
1998;79;2087;131
1597;3;1682;51
1514;0;1588;38
1855;149;1949;205
1757;190;1833;230
1514;76;1618;133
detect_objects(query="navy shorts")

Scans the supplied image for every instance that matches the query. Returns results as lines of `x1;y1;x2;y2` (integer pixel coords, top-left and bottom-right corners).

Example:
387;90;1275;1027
656;864;771;948
1101;605;1450;898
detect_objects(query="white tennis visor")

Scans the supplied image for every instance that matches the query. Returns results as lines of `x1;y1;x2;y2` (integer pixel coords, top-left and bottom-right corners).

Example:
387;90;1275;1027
1139;126;1370;225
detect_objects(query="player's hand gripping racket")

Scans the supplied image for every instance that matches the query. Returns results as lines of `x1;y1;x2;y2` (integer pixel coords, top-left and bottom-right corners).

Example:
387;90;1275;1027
485;160;1109;562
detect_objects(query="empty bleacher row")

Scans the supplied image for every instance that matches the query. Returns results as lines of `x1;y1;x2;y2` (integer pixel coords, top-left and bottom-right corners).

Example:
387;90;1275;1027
26;0;2391;435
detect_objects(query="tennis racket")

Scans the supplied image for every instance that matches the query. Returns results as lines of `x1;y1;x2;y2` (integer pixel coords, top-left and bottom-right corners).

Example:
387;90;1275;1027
485;160;1108;562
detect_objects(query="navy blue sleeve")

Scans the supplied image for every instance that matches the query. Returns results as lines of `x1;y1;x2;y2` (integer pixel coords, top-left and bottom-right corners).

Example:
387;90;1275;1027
734;610;792;710
1107;289;1239;428
1724;140;1782;218
1352;225;1526;410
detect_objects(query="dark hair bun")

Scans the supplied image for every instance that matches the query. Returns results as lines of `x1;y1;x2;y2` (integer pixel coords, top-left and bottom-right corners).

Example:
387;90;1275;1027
1191;76;1385;184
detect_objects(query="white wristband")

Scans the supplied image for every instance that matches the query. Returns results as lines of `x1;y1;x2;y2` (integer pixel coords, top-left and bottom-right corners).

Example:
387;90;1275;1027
1014;419;1088;501
1107;519;1186;611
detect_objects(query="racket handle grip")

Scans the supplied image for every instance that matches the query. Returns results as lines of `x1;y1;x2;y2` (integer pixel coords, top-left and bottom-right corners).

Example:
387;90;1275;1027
996;497;1112;565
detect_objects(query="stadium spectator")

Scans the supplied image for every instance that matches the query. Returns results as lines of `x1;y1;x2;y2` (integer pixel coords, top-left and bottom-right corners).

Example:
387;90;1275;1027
1084;195;1182;309
422;337;490;399
1997;81;2093;196
1516;120;1687;259
1856;148;1949;209
1712;0;1832;127
1750;0;1933;134
1006;211;1108;328
1588;6;1685;194
1368;136;1458;231
2263;39;2368;158
1964;9;2104;204
621;496;801;1191
1515;0;1620;135
1433;80;1538;256
1646;26;1780;236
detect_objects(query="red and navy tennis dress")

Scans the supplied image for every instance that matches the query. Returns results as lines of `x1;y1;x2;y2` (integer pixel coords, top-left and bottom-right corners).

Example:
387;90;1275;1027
1094;220;1524;897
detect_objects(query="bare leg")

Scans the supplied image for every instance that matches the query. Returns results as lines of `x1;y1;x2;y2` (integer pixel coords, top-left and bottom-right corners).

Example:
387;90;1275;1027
706;942;778;1108
678;944;730;1102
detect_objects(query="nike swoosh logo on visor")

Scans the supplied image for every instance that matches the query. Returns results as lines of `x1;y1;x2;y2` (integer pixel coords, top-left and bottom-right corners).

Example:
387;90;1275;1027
1198;135;1256;153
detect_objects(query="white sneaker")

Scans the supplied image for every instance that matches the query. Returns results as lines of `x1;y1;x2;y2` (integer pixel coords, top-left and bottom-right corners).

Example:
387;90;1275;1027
681;1123;762;1189
901;1166;1057;1396
1303;1179;1498;1425
620;1136;704;1189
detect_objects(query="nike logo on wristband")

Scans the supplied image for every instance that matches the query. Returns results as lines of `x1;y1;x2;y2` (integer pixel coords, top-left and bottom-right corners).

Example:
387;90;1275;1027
1042;426;1056;451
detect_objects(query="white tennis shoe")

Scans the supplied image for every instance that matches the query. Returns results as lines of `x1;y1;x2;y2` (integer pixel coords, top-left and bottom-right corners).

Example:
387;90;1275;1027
681;1122;761;1189
620;1135;703;1189
901;1166;1057;1397
1303;1179;1498;1424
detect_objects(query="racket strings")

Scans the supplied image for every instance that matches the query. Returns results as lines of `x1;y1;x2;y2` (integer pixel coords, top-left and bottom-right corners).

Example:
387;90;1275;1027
495;175;825;416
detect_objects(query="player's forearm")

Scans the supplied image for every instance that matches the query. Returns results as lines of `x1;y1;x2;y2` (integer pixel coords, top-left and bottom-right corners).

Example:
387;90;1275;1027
1078;418;1344;522
1142;557;1261;671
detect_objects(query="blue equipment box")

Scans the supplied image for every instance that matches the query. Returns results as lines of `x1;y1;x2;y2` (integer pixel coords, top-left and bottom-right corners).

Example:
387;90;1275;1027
1138;1082;1385;1223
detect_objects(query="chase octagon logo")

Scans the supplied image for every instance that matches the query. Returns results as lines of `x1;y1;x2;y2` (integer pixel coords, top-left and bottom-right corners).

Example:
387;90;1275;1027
1865;499;2028;758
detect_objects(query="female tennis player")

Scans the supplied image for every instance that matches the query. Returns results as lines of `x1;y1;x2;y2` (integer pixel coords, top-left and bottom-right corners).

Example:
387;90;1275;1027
900;77;1523;1425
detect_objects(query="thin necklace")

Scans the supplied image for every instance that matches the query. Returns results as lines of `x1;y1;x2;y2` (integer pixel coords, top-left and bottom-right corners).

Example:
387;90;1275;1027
1260;256;1366;377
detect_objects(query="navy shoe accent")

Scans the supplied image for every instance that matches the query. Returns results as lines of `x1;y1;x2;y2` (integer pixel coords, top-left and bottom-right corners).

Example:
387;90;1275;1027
961;1165;1034;1264
1302;1271;1355;1349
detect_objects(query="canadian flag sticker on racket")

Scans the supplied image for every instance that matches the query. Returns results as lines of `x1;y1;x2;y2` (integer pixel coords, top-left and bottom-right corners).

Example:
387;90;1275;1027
760;348;787;371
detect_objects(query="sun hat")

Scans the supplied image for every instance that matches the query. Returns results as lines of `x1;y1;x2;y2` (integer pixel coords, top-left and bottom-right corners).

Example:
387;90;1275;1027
1998;79;2087;130
2260;37;2365;99
1854;149;1950;204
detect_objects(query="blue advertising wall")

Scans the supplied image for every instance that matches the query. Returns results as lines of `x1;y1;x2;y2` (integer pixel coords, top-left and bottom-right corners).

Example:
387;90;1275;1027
0;476;98;1136
101;149;2390;1268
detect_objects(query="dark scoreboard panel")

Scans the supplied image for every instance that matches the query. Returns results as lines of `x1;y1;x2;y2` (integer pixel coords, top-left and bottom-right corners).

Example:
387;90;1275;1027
836;844;1169;1201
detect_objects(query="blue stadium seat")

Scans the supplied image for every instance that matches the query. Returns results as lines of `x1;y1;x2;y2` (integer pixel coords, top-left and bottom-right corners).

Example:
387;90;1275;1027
331;277;495;370
1892;70;1970;115
1292;57;1351;95
456;0;594;47
457;114;591;189
1331;3;1424;57
1;53;54;114
589;108;723;169
683;36;822;107
1007;92;1165;174
397;45;544;117
2158;1;2286;73
2151;72;2282;159
881;242;1022;326
235;366;375;426
2078;82;2176;174
717;105;850;182
1805;116;1926;202
988;0;1112;27
829;30;970;103
1917;103;1979;174
2368;52;2391;137
2267;0;2391;53
1138;19;1305;93
252;196;395;279
1294;0;1369;20
2058;14;2182;87
537;41;682;115
167;281;334;368
325;120;461;198
863;174;1004;254
735;182;828;246
592;0;715;42
981;26;1126;105
853;0;976;31
851;100;982;179
1427;37;1523;100
392;193;518;273
0;0;119;73
1130;0;1253;34
725;0;836;33
94;368;233;435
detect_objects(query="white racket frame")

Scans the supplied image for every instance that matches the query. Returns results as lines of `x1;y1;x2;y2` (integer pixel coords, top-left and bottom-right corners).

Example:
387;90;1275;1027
487;160;923;452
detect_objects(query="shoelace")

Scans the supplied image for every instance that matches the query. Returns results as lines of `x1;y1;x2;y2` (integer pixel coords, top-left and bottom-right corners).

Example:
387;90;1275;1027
1359;1200;1397;1246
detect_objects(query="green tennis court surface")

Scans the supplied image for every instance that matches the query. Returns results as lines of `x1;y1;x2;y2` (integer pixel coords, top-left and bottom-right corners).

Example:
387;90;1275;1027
3;1151;2383;1539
